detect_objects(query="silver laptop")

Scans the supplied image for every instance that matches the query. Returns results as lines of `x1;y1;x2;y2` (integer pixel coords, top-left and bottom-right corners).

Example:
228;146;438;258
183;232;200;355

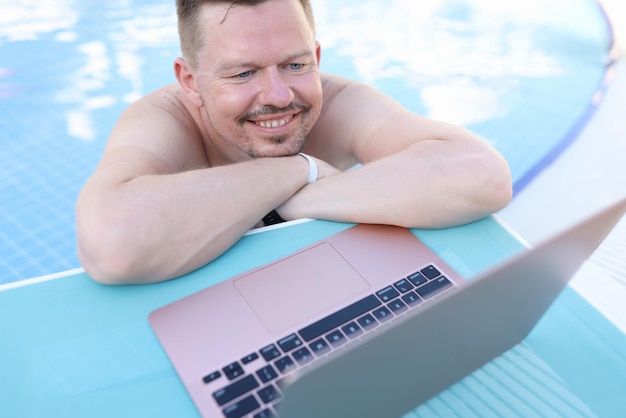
149;197;626;418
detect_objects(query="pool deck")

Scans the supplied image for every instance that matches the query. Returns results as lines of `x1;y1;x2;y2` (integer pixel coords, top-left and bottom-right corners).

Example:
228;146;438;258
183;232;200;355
498;0;626;333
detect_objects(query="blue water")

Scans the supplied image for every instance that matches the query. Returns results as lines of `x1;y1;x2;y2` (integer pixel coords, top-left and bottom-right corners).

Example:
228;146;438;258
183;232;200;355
0;0;612;283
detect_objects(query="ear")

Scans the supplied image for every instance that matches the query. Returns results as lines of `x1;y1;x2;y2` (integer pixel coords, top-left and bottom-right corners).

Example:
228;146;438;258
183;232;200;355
174;57;203;108
315;41;322;67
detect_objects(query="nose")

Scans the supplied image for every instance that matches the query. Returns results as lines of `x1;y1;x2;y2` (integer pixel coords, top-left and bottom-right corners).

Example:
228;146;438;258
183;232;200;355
257;67;295;108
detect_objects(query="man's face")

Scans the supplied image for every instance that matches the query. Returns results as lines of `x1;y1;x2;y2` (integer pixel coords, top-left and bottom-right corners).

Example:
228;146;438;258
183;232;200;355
192;0;322;161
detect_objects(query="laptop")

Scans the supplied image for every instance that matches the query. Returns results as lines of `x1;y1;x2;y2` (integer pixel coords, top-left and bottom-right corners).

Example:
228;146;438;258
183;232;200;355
149;197;626;418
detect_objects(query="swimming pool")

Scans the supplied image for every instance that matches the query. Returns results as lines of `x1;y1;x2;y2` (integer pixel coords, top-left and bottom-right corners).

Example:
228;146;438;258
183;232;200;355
0;0;613;284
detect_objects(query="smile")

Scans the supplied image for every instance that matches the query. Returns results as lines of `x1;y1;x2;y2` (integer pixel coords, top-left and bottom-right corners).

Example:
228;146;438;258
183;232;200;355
255;115;293;129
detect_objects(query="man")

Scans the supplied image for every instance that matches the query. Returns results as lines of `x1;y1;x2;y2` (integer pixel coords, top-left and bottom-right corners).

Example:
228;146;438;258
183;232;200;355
76;0;512;285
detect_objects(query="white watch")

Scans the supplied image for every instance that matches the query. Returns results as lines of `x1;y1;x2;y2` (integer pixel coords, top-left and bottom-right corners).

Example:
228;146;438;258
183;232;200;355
297;152;318;184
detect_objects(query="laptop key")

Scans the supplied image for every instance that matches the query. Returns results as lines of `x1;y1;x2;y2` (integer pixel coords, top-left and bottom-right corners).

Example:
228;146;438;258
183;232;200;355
223;361;245;381
421;265;442;280
292;347;314;365
213;374;259;406
242;352;259;365
298;294;381;342
407;271;428;287
258;384;282;404
402;291;422;306
394;278;414;293
260;344;282;362
256;365;278;384
372;306;393;322
223;394;260;418
326;329;347;347
357;314;378;330
416;276;453;299
202;370;221;384
309;338;331;355
376;286;400;302
274;356;296;374
277;333;303;353
388;299;408;314
341;321;363;339
253;408;276;418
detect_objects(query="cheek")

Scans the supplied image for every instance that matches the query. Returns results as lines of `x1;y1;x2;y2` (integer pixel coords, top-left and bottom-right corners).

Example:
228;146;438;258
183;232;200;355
206;84;255;121
297;75;323;109
301;82;323;123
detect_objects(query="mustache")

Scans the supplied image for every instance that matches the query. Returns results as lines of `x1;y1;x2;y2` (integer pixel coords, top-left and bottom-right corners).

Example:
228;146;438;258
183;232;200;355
239;103;309;123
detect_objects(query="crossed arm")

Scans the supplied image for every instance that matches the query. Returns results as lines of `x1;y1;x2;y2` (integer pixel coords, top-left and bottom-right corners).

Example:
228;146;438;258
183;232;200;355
76;76;512;285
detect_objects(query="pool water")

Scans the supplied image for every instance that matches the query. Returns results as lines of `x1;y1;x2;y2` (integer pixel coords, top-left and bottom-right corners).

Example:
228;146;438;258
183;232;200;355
0;0;613;284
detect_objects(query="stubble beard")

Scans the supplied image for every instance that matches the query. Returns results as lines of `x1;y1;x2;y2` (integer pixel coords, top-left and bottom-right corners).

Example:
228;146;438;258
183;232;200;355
238;103;312;159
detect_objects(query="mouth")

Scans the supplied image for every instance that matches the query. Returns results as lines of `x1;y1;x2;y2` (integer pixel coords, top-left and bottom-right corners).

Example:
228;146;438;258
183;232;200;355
242;104;307;132
254;114;294;129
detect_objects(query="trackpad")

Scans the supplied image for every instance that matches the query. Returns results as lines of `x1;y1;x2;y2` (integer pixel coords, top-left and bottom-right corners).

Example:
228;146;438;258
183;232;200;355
234;243;370;334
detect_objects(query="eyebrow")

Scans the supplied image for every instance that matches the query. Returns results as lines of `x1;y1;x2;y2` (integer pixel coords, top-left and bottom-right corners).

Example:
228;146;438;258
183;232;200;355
217;50;315;73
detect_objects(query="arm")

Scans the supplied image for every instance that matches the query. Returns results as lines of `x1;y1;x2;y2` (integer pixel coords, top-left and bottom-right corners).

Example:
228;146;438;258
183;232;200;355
76;87;330;285
277;75;513;228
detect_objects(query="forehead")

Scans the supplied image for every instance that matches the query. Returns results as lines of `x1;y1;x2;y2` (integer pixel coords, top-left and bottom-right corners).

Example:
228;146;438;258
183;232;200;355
196;0;316;66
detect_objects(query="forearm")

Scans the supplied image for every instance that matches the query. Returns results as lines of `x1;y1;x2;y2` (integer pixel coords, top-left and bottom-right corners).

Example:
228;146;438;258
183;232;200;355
280;140;512;228
77;156;309;284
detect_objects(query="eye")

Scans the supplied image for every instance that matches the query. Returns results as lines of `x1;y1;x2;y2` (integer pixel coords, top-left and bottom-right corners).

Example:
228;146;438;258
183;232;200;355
235;70;253;79
288;63;304;71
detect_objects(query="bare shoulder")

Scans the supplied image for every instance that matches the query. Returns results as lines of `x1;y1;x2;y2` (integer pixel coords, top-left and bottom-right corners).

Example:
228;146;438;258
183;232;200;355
309;73;425;165
320;72;407;110
101;84;208;177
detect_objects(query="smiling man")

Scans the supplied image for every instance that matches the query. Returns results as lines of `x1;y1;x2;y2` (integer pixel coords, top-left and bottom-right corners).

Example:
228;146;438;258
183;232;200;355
76;0;512;285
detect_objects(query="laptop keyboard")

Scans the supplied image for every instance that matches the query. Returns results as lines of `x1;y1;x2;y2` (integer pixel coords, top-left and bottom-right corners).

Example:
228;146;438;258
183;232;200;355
206;264;453;418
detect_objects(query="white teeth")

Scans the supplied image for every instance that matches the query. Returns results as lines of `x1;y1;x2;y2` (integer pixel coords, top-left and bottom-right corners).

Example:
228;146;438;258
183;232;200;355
257;116;292;129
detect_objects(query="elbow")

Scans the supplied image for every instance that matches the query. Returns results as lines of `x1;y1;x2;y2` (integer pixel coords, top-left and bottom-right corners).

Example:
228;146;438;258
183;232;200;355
434;151;512;228
492;176;513;212
77;229;142;285
474;152;513;215
77;250;129;286
76;203;153;285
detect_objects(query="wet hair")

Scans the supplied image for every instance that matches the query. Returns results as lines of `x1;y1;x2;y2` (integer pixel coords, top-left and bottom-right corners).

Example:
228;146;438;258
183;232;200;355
176;0;316;68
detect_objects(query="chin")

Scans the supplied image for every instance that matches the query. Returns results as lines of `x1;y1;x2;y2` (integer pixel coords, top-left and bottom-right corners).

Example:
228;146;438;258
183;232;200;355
251;138;305;159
